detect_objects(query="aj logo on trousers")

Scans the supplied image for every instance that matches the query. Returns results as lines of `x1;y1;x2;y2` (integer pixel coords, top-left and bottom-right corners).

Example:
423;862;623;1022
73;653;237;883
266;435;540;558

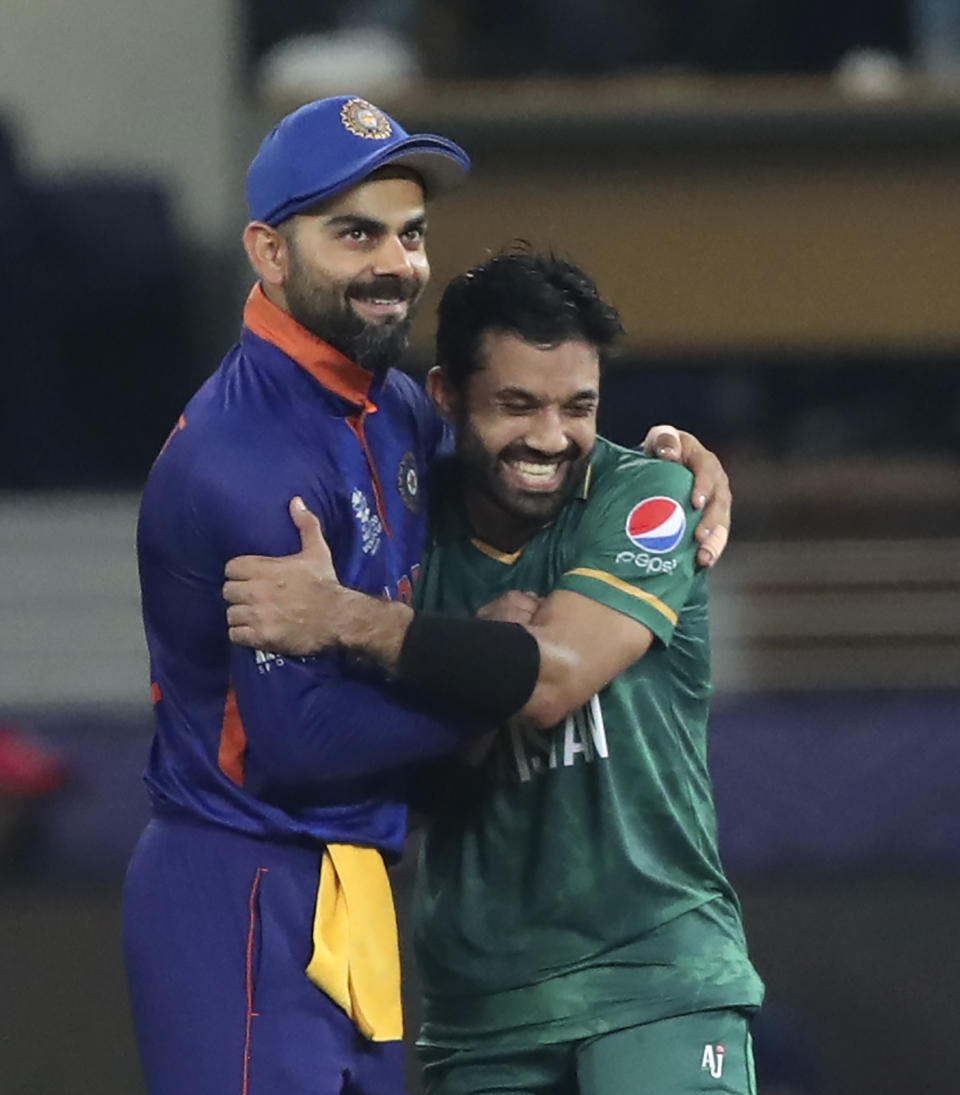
701;1043;726;1079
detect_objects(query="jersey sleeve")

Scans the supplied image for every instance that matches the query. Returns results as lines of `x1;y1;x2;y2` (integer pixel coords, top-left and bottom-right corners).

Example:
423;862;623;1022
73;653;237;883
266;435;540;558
228;644;477;788
555;459;701;647
172;433;478;788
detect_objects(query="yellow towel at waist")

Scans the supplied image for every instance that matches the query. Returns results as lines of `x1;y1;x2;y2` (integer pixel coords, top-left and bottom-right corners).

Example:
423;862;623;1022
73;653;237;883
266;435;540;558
305;843;403;1042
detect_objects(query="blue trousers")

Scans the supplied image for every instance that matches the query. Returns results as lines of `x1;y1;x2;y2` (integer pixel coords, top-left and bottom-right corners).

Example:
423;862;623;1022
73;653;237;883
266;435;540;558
123;815;405;1095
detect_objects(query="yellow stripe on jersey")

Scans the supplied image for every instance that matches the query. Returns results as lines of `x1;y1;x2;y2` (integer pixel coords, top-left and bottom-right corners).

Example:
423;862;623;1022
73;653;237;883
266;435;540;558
470;538;525;564
305;843;402;1041
563;567;679;626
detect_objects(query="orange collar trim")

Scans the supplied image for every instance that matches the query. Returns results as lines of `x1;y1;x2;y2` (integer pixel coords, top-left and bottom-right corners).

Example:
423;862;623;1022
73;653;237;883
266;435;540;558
244;284;376;411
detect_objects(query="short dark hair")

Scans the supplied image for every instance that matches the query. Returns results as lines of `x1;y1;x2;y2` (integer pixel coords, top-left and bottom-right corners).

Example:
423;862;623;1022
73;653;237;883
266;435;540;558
435;247;624;392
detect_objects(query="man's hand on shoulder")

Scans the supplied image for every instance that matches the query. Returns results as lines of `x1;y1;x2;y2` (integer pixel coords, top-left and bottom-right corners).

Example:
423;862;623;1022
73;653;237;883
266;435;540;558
641;424;731;569
223;497;344;655
223;497;412;662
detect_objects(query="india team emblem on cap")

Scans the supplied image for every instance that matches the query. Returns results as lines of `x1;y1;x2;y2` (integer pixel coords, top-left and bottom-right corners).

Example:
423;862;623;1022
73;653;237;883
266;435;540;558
340;98;393;140
625;496;686;553
397;451;420;512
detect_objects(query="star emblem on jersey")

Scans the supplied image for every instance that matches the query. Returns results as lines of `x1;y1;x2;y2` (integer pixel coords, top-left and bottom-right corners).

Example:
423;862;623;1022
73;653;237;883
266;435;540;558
625;496;686;553
340;98;393;140
351;488;383;555
396;451;420;512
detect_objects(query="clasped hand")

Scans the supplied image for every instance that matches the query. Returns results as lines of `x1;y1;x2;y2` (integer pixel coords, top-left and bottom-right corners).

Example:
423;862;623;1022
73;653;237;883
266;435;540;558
223;497;343;655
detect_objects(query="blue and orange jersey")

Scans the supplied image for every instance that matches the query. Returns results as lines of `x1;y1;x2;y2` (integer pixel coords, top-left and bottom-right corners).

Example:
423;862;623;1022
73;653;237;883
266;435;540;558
137;286;469;858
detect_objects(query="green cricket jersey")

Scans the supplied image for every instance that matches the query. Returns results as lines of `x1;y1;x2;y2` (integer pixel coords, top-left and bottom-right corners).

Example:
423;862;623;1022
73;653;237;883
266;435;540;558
412;437;763;1048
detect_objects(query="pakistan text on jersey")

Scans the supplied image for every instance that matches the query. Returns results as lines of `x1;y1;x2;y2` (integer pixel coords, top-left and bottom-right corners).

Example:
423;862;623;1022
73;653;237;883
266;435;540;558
509;694;609;782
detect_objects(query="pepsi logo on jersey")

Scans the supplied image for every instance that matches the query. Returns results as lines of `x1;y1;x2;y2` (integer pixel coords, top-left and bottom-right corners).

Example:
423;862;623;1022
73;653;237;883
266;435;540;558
625;496;686;554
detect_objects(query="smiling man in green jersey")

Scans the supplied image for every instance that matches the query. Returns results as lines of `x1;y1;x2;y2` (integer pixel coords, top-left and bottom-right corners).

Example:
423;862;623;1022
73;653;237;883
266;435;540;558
223;250;763;1095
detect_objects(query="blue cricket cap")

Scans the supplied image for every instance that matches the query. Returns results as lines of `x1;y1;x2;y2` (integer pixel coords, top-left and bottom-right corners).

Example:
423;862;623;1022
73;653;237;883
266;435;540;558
246;95;471;226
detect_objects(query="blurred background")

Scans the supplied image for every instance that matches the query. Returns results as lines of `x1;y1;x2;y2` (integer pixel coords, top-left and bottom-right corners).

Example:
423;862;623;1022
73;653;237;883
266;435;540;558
1;1;958;1092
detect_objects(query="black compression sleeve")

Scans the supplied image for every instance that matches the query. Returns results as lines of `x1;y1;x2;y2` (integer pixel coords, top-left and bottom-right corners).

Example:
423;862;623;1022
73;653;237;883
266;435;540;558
396;613;540;721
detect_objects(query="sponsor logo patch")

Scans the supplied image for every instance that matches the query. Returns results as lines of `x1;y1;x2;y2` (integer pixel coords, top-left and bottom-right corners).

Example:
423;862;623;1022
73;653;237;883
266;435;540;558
615;550;679;575
625;496;686;554
701;1043;726;1079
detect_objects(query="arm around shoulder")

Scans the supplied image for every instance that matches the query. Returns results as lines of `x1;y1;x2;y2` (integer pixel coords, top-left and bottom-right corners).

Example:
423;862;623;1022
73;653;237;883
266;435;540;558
513;591;654;728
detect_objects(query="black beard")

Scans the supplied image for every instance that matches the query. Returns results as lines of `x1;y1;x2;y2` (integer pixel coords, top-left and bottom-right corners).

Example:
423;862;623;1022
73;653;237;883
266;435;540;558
302;302;414;375
456;423;591;536
283;260;421;374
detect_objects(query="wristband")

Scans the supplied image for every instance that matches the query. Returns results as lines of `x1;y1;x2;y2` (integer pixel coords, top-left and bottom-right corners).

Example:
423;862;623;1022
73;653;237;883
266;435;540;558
397;613;540;721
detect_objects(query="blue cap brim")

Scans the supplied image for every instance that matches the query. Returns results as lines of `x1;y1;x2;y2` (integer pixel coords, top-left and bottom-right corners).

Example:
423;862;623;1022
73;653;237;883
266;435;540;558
261;134;470;226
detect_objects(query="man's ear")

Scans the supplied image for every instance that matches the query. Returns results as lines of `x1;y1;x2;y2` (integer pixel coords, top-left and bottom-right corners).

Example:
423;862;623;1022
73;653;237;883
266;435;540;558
426;366;458;421
242;221;287;287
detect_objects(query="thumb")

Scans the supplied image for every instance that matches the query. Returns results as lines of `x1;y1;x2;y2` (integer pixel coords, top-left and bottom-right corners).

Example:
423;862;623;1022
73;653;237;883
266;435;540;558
289;496;327;556
641;424;682;461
